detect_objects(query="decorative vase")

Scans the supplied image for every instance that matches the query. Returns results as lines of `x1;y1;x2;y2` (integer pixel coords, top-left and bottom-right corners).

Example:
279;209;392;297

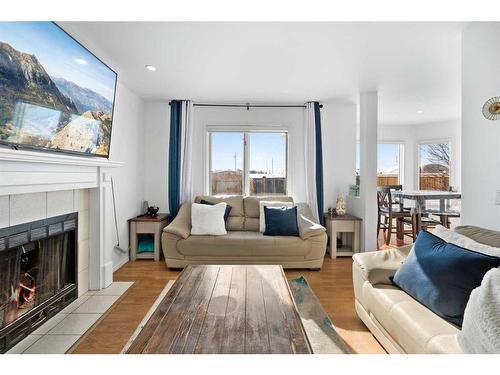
336;193;346;216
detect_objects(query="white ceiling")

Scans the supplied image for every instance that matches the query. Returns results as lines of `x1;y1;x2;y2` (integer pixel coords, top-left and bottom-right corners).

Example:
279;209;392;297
60;22;464;126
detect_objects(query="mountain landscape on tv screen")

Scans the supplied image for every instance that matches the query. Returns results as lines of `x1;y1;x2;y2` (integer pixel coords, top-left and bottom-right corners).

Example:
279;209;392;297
0;40;114;156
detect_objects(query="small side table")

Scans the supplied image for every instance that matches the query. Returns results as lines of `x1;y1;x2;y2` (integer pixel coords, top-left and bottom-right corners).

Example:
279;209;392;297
129;214;170;261
324;213;362;259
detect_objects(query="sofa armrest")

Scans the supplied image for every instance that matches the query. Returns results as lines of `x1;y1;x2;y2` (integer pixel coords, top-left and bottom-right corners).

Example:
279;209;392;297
297;204;326;240
352;245;411;285
163;203;191;239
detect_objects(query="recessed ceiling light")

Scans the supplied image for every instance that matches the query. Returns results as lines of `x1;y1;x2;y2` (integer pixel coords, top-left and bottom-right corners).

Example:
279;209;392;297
417;110;423;114
145;65;156;72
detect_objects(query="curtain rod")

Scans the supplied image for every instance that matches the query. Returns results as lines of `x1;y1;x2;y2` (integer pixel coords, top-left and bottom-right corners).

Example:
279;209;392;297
168;102;323;109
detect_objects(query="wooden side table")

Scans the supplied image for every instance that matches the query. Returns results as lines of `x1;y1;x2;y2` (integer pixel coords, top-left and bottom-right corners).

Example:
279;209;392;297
324;213;362;259
129;214;170;261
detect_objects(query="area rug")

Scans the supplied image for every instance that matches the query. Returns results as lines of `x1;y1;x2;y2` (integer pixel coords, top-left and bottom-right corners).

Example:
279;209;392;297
122;277;352;354
288;276;352;354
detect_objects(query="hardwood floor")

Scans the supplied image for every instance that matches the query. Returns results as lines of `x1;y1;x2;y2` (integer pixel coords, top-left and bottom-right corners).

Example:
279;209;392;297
72;257;386;354
378;232;410;249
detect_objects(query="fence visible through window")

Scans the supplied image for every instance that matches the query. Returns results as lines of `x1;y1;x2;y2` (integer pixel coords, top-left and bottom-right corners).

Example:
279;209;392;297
419;143;450;191
209;131;287;196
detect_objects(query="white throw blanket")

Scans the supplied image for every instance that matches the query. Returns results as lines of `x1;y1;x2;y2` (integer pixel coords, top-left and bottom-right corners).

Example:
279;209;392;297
458;268;500;353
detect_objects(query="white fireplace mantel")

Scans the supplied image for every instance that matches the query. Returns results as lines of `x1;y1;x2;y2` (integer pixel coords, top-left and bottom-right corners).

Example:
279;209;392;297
0;147;124;290
0;148;123;195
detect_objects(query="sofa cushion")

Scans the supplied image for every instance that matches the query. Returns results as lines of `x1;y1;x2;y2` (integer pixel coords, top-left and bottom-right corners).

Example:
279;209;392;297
426;334;462;354
433;225;500;257
244;218;260;232
176;231;311;257
392;230;500;326
194;195;244;231
244;196;294;218
264;206;299;236
363;282;461;353
296;204;326;239
454;225;500;248
353;247;407;286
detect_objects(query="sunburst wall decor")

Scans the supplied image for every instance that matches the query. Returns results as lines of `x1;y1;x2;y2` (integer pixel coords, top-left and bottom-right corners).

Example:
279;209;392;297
482;97;500;120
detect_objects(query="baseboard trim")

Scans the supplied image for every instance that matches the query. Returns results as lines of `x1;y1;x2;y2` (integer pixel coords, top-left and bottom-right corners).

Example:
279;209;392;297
113;256;130;272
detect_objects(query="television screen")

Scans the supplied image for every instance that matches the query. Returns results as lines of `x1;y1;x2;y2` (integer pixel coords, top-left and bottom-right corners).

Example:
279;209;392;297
0;22;117;158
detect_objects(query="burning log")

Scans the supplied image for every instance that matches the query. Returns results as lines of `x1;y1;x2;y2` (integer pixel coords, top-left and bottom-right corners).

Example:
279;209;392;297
19;273;36;306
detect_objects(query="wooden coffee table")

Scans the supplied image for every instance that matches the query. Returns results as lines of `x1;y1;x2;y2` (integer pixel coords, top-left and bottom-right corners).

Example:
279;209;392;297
127;265;312;354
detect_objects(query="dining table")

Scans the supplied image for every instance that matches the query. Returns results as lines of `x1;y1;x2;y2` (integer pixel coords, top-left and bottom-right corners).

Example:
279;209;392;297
391;190;461;235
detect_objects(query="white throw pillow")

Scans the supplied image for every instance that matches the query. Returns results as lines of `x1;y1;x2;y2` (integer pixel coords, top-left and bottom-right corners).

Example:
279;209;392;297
191;202;227;236
458;268;500;353
259;201;294;232
433;225;500;258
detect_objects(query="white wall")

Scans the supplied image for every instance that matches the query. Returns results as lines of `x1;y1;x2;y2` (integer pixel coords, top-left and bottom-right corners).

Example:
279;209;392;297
322;102;357;210
108;82;145;270
378;119;461;190
461;23;500;230
143;102;170;213
141;101;358;215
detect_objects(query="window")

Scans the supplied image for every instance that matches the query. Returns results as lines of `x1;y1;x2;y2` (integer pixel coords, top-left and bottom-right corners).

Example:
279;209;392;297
377;143;403;186
418;142;450;191
209;132;244;195
209;131;287;196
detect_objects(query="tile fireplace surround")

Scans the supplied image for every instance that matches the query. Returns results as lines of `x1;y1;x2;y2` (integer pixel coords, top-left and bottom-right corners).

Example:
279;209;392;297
0;147;123;293
1;190;90;297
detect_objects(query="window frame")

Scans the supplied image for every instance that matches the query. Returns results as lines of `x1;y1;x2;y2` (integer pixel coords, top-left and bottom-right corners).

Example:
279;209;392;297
376;141;405;186
417;139;452;191
207;129;289;196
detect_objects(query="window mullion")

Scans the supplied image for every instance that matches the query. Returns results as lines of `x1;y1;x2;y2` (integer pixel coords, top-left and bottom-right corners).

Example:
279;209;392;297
243;132;250;196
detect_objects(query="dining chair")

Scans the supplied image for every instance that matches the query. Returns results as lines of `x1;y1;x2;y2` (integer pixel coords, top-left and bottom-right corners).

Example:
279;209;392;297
431;188;461;228
401;215;442;240
377;186;413;246
431;211;461;228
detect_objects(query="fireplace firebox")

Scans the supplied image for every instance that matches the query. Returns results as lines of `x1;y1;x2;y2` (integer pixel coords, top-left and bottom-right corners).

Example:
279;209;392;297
0;213;78;353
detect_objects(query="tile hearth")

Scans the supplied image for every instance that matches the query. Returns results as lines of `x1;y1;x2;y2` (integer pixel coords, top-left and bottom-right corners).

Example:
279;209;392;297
6;281;133;354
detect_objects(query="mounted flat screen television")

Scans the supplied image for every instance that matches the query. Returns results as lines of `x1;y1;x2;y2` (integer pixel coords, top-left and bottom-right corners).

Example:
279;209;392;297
0;22;117;158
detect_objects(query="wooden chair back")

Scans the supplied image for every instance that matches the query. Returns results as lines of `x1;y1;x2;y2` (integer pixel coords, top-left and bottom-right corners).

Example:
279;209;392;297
377;186;405;213
377;187;392;212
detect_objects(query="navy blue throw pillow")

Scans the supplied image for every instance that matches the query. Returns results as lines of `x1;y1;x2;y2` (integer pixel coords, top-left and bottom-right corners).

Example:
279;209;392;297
263;206;299;236
392;230;500;326
200;199;232;222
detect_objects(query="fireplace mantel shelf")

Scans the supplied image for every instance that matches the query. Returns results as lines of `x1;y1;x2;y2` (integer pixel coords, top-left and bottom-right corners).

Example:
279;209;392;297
0;147;123;196
0;148;123;168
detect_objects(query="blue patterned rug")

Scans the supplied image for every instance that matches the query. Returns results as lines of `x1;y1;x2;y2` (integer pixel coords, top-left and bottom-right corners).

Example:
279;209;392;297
288;276;352;354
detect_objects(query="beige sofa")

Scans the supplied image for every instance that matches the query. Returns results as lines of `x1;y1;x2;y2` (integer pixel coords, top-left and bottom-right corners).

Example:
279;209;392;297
162;195;327;269
352;225;500;354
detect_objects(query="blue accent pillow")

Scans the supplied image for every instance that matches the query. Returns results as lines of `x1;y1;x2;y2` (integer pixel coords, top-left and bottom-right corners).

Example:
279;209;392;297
263;206;299;236
200;199;232;222
392;230;500;326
